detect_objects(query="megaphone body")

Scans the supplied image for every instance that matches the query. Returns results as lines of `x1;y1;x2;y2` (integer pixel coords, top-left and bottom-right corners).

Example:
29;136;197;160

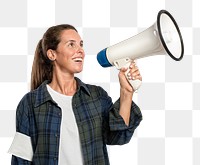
97;10;184;91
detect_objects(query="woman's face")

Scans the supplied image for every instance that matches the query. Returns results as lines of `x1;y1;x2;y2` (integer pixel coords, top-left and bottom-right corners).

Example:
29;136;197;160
52;29;85;75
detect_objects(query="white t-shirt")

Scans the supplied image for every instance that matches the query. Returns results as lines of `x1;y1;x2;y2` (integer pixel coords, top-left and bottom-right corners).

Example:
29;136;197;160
47;85;83;165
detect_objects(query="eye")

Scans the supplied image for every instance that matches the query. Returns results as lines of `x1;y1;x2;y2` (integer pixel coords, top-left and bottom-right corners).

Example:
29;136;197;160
68;42;76;48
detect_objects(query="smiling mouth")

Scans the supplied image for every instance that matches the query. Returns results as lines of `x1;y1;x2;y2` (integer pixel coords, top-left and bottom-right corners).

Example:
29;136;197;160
73;57;83;62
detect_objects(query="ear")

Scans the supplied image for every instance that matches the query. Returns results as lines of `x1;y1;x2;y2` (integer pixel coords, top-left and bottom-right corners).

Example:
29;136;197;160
47;49;56;61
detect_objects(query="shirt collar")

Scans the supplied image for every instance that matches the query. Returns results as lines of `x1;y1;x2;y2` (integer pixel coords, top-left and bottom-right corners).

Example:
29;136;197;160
34;77;91;107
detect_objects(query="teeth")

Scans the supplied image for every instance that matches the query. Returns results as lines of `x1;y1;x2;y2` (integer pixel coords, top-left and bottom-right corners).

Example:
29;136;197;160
74;58;83;62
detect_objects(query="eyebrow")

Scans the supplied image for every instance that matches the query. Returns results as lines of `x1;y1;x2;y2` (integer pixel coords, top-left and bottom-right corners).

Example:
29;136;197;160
66;40;83;44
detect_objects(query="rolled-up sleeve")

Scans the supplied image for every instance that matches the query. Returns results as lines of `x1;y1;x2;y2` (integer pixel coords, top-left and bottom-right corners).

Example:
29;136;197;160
11;155;32;165
110;98;142;132
8;95;33;164
102;90;142;145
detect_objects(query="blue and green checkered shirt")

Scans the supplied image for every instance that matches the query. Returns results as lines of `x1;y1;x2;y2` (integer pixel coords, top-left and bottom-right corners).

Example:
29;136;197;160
11;77;142;165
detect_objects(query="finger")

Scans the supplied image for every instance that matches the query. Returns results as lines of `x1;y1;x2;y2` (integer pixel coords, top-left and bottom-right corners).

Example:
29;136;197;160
128;75;142;81
129;70;142;80
120;67;128;73
129;66;139;75
135;75;142;81
129;62;136;69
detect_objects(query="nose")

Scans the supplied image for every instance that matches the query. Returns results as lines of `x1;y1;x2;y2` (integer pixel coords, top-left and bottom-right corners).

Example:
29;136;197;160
76;45;84;54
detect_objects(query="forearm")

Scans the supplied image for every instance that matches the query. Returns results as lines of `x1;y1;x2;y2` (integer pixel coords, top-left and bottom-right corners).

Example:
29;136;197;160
119;87;133;126
118;61;142;126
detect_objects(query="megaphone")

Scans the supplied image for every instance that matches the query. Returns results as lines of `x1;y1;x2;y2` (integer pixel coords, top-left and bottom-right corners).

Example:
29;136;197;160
97;10;184;91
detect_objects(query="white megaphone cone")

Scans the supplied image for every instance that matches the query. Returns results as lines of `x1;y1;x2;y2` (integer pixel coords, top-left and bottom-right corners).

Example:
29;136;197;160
97;10;184;91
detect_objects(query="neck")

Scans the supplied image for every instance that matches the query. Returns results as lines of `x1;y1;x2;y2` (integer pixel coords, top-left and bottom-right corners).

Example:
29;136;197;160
49;71;77;96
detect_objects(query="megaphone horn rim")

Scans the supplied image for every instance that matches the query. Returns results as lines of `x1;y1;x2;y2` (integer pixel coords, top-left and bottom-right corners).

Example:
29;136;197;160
157;10;184;61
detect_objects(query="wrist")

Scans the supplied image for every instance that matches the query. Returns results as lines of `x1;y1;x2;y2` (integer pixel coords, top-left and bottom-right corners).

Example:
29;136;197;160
120;87;133;100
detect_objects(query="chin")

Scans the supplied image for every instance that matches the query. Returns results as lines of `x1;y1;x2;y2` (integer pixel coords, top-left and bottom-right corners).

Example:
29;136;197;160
74;68;83;74
72;63;84;74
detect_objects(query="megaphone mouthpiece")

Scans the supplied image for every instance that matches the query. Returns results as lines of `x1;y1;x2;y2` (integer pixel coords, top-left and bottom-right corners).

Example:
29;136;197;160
97;48;112;67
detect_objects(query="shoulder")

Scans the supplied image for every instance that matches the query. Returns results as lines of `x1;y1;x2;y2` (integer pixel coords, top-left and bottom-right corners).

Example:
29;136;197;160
16;90;35;113
86;83;105;92
76;77;108;97
17;81;47;110
85;83;109;98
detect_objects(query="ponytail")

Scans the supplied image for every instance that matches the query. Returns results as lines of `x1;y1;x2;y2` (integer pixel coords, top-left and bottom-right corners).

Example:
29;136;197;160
30;39;53;91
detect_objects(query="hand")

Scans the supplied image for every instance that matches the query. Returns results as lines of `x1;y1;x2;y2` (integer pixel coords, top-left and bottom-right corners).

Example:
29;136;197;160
118;61;142;93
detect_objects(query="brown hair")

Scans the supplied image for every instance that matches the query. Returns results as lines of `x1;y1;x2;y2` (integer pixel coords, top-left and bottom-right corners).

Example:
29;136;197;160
30;24;77;91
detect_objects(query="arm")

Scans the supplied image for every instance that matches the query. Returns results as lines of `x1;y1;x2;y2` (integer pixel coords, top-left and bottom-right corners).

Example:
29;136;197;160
9;94;33;165
103;62;142;145
118;61;142;125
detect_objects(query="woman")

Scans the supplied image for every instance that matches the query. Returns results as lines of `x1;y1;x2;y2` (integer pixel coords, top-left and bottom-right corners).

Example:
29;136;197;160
9;24;142;165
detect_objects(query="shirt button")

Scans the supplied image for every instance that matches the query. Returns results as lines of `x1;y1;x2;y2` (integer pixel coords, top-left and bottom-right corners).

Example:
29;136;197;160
55;134;58;137
54;157;57;161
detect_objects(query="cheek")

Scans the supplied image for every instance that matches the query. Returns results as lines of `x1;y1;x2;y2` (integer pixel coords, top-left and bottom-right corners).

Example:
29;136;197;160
55;54;71;67
60;51;75;60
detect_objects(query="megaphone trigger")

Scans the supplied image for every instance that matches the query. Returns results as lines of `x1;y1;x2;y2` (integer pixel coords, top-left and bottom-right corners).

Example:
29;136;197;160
114;58;142;91
113;58;132;69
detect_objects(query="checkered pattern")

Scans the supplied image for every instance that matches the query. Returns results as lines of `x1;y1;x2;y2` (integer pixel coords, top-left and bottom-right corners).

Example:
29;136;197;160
0;0;199;164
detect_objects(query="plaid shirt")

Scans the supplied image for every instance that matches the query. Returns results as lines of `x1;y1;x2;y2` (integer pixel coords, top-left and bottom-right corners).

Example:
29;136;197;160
11;78;142;165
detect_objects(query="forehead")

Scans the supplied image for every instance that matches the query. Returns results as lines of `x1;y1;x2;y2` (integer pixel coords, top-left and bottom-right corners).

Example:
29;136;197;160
60;29;82;42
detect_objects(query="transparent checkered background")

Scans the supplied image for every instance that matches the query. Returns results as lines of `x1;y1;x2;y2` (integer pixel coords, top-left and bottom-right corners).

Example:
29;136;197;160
0;0;199;164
